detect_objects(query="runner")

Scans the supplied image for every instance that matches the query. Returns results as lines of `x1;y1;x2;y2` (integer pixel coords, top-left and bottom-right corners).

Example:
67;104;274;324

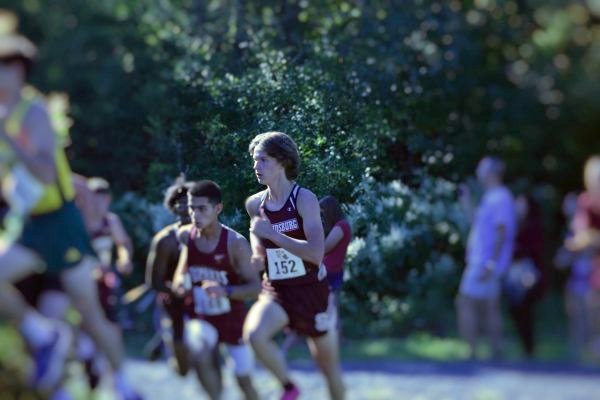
0;14;141;399
87;176;134;324
145;175;191;375
173;179;260;400
243;131;345;400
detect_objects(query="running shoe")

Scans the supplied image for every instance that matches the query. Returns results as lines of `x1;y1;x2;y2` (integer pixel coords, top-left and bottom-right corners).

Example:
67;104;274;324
281;385;300;400
30;323;72;391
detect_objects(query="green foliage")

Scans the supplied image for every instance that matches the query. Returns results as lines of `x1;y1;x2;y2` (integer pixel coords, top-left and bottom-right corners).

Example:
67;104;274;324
341;172;468;336
4;0;599;335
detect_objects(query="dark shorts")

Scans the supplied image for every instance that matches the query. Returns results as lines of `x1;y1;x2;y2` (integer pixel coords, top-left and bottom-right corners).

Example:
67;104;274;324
18;201;96;274
203;305;247;345
327;270;344;292
15;268;120;323
15;273;62;307
266;279;331;338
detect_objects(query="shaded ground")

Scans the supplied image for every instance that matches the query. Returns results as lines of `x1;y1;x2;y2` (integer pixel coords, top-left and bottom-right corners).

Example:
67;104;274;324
81;358;600;400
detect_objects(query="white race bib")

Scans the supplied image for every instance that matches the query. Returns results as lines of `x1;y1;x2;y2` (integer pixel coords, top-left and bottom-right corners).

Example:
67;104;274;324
266;248;306;280
193;287;231;316
2;163;43;216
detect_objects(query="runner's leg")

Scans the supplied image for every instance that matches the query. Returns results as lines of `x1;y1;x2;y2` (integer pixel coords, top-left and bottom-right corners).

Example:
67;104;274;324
243;297;290;384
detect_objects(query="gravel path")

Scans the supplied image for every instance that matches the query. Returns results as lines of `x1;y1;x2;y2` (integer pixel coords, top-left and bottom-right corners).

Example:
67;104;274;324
98;359;600;400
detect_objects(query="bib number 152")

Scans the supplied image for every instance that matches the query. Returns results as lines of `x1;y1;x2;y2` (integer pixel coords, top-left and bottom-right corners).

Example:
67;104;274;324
266;248;306;280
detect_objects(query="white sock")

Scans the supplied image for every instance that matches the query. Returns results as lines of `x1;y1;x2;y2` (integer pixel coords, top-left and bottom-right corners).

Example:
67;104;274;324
20;312;55;348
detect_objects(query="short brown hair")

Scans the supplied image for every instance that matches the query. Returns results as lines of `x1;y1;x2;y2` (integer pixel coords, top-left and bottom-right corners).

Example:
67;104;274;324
248;132;300;180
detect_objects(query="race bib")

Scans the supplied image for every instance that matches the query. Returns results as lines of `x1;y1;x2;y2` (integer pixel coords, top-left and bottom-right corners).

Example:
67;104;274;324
266;248;306;280
91;236;113;267
193;287;231;316
2;163;43;217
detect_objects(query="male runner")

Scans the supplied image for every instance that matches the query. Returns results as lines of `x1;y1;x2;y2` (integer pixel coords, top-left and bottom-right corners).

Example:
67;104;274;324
145;175;191;375
173;180;260;400
244;132;345;400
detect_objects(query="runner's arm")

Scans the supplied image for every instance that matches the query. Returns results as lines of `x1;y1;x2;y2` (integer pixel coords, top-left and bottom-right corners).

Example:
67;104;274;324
245;193;267;271
2;102;57;184
251;189;324;266
145;232;175;293
171;227;191;296
227;233;261;300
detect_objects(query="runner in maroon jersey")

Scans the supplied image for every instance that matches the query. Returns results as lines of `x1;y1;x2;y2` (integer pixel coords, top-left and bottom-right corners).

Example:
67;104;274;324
173;180;260;400
86;177;134;323
145;175;191;375
244;132;345;400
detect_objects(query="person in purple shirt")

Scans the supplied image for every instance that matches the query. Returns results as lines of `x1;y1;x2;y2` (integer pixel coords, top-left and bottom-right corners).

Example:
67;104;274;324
456;156;517;359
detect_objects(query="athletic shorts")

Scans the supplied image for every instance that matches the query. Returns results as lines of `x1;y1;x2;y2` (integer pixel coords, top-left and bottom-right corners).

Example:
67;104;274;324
184;319;254;377
15;273;62;307
266;279;333;337
16;268;120;323
202;305;247;346
18;201;96;274
327;270;344;292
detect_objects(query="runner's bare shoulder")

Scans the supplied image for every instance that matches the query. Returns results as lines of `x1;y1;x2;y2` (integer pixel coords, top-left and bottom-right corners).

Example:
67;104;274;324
175;223;193;246
245;190;267;217
228;227;250;250
147;224;175;254
295;187;319;214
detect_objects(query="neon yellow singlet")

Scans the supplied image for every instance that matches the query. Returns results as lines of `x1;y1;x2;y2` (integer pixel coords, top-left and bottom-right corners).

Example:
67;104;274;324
1;87;75;215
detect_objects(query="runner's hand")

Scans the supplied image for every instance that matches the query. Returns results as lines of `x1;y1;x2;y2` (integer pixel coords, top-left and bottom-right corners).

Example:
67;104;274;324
116;259;134;275
250;208;274;240
250;254;265;272
171;277;188;298
202;280;226;298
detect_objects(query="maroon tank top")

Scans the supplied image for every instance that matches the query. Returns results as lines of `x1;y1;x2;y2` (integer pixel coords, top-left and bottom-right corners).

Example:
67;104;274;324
260;184;321;287
185;225;246;323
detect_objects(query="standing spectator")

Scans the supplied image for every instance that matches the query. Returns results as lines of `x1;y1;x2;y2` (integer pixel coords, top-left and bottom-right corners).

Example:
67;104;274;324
456;156;517;360
567;156;600;357
505;194;546;357
320;195;352;329
555;192;592;360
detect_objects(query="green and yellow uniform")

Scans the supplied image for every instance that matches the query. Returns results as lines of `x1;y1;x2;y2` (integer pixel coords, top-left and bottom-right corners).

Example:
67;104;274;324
1;87;95;273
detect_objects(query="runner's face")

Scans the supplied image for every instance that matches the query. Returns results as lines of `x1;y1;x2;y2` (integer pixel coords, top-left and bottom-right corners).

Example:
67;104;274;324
476;158;493;185
173;196;191;223
188;196;221;229
253;147;284;185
